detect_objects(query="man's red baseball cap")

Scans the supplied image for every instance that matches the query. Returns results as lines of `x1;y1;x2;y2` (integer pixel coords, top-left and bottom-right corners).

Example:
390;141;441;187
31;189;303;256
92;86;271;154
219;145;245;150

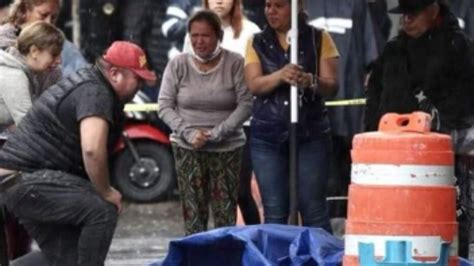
103;41;156;81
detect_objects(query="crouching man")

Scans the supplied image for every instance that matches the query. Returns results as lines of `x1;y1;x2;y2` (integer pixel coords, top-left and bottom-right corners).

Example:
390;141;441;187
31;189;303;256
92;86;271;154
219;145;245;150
0;41;156;266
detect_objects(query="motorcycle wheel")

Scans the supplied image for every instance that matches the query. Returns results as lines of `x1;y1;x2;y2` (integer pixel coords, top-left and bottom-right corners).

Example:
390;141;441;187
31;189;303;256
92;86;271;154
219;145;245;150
113;140;176;202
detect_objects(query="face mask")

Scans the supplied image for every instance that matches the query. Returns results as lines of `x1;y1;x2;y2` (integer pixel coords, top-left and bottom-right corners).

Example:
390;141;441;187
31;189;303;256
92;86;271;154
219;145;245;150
192;41;223;64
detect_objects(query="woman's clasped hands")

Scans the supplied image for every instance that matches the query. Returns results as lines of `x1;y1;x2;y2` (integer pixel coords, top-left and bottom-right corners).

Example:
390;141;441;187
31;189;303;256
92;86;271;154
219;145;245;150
191;129;212;149
279;63;313;89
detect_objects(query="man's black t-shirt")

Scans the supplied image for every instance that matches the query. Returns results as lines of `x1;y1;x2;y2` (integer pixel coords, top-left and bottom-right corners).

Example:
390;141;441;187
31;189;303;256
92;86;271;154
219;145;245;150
57;81;124;154
58;84;115;135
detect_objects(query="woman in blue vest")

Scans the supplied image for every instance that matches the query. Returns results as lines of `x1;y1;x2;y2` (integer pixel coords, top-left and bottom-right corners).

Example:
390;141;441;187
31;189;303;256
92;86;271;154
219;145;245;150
244;0;338;231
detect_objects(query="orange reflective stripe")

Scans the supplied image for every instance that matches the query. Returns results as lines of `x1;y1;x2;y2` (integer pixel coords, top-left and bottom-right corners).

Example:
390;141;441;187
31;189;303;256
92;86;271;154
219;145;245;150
351;150;454;165
347;185;456;222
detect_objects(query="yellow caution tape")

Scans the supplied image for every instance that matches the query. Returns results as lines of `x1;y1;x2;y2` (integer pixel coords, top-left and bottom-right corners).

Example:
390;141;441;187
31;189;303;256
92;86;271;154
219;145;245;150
124;103;159;112
324;98;366;106
123;98;367;112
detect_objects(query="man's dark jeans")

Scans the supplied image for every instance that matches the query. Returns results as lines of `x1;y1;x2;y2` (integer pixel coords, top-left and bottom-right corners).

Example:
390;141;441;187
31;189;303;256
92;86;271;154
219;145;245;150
250;136;333;233
4;170;118;266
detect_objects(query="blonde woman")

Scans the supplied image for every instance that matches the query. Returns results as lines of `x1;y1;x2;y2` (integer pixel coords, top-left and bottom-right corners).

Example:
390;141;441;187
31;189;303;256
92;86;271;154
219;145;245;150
0;21;63;127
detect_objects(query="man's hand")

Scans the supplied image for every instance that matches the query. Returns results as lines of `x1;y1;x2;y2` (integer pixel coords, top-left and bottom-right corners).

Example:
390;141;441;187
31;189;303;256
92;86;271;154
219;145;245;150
102;187;123;213
191;129;208;149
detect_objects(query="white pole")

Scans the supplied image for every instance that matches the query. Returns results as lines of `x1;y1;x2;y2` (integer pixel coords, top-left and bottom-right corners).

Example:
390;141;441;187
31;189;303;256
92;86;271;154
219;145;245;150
290;0;298;124
288;0;299;225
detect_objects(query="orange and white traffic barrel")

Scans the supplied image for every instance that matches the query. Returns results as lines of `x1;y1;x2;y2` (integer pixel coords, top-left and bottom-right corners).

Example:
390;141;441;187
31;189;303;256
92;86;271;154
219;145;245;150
343;112;459;266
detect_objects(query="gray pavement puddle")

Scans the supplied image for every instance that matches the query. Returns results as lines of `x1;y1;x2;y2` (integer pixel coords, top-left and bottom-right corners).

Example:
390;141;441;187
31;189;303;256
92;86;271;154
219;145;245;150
105;200;184;265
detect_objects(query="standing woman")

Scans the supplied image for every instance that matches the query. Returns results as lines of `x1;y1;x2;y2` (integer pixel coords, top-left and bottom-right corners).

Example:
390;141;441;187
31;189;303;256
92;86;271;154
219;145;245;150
158;10;252;235
200;0;261;225
245;0;338;232
183;0;260;57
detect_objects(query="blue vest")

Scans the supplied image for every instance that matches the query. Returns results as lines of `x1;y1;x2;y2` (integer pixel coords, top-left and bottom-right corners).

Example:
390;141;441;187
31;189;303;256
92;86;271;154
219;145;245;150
250;20;330;143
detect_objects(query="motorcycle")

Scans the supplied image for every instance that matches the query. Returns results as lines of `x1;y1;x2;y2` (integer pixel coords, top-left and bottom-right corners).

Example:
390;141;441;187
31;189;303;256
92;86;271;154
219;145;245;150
111;91;176;202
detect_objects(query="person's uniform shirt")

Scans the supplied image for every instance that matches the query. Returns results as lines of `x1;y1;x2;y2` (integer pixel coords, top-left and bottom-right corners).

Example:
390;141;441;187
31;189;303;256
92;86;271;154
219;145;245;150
305;0;378;137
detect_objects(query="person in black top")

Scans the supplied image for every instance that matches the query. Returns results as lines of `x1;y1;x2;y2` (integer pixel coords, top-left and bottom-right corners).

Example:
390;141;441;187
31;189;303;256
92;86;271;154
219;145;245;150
365;0;472;134
0;41;155;265
365;0;474;258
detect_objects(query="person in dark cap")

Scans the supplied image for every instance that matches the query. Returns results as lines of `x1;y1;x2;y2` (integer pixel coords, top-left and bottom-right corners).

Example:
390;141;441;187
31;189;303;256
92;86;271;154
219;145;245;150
0;41;155;265
390;0;437;14
365;0;474;259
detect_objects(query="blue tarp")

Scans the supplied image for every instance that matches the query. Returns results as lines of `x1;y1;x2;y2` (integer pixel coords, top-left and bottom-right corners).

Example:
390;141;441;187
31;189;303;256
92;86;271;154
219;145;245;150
152;224;344;266
151;224;474;266
462;258;474;266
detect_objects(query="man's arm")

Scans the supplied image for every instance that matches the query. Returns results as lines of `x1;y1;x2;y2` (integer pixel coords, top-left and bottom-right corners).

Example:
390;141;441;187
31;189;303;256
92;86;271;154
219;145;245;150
80;116;122;212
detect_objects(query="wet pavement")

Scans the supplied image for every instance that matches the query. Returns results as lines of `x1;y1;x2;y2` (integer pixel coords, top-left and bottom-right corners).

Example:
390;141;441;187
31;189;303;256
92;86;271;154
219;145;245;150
104;199;347;266
106;200;184;266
